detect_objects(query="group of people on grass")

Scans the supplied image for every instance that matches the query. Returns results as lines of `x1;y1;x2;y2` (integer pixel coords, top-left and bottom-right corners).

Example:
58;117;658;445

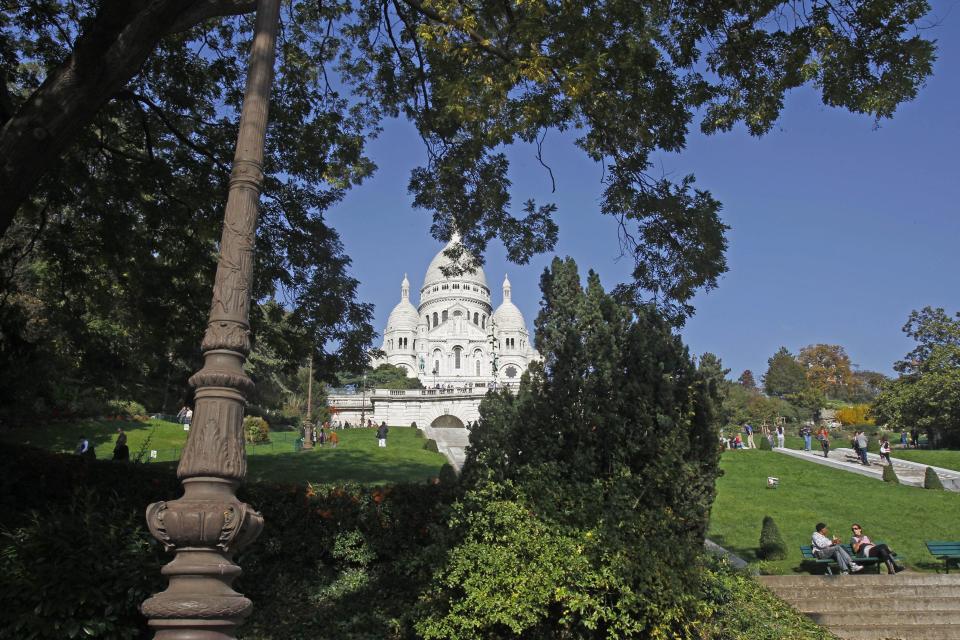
74;427;129;461
308;421;340;448
812;522;905;575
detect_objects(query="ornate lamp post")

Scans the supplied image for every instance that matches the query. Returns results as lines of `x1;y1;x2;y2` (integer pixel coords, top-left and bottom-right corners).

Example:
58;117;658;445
141;1;281;638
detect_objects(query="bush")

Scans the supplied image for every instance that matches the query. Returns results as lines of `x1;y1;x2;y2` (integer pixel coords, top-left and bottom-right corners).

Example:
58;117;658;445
244;416;270;443
106;399;147;418
882;464;899;484
924;466;945;490
0;489;164;639
836;404;874;426
758;515;787;560
438;463;457;485
699;558;837;639
758;433;773;450
423;438;439;453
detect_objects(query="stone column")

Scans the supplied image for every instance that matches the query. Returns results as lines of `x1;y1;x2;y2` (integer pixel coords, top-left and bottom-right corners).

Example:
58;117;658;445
141;1;280;638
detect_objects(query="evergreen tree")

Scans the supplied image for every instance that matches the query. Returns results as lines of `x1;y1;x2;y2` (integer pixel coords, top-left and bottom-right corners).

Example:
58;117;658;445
738;369;757;389
763;347;807;398
758;516;787;561
446;257;721;637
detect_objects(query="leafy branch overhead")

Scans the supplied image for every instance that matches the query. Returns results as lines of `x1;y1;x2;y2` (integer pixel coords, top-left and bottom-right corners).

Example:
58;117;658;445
0;0;936;324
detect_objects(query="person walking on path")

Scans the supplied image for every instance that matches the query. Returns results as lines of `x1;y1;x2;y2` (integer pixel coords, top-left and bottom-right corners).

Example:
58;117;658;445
812;523;863;574
855;431;869;465
744;423;756;449
850;523;904;574
800;424;813;451
817;427;831;458
112;428;129;461
376;421;388;448
879;438;893;465
776;424;785;449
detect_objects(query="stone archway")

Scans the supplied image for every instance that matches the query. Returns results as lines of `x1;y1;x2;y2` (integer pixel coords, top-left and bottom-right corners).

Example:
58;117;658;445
431;414;465;428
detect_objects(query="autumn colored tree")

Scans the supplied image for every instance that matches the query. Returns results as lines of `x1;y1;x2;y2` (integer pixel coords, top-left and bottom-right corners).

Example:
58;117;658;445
798;344;855;398
738;369;757;389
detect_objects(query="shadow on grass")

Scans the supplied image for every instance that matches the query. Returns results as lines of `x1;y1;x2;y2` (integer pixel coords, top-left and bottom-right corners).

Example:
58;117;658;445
246;449;445;485
2;419;163;456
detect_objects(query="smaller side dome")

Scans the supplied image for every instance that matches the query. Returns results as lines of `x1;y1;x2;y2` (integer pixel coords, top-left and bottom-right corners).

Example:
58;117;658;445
493;275;525;331
386;274;419;331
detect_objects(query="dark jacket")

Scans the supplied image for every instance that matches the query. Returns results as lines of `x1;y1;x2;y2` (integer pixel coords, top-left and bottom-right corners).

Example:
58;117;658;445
376;424;388;439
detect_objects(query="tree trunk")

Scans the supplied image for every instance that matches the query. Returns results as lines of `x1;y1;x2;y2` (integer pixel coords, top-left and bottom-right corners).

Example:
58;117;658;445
0;0;255;240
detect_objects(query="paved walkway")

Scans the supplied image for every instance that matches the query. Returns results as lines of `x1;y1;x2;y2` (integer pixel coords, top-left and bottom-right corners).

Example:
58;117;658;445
775;446;960;491
422;426;470;472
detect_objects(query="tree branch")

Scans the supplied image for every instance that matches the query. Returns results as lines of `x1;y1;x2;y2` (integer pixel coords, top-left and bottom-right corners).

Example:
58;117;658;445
397;0;514;62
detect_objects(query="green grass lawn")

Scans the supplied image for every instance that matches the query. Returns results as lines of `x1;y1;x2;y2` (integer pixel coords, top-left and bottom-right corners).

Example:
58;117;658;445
889;449;960;471
246;427;450;485
709;449;960;574
0;419;449;485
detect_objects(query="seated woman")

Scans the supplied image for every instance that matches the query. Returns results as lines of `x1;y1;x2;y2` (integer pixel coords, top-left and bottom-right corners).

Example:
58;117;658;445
850;523;904;574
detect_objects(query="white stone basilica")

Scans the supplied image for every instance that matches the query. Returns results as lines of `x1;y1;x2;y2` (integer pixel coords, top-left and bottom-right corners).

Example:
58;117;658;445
375;236;540;386
328;237;540;457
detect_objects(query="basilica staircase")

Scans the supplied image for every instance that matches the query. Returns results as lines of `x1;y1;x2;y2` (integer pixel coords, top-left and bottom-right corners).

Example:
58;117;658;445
758;573;960;640
424;426;470;472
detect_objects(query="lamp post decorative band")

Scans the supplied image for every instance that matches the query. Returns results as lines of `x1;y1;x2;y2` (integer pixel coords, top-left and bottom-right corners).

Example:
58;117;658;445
141;0;281;637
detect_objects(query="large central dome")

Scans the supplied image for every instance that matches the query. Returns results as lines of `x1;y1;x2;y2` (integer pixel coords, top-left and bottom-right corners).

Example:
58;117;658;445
423;235;488;289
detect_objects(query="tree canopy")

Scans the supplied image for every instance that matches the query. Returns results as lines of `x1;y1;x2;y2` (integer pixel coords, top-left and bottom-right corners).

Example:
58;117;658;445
0;0;937;416
763;346;807;398
875;307;960;447
443;256;720;636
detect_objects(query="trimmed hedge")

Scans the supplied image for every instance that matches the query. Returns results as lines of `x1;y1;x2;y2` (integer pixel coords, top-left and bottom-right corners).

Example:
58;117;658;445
924;466;945;490
423;438;439;453
758;515;787;560
882;464;900;484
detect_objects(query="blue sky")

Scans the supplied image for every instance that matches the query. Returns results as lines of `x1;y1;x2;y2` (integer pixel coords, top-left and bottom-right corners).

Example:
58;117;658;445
326;3;959;380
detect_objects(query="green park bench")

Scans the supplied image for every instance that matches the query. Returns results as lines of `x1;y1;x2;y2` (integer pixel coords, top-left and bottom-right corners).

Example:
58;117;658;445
925;541;960;573
800;544;897;575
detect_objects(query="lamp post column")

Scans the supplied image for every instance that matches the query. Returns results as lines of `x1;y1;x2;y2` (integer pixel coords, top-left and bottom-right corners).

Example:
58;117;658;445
141;1;281;638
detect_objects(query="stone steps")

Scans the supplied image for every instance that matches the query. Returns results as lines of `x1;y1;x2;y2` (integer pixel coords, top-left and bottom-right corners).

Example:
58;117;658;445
758;574;960;640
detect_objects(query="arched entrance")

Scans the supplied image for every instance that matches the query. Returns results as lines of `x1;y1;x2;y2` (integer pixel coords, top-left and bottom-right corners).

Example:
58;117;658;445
431;414;465;428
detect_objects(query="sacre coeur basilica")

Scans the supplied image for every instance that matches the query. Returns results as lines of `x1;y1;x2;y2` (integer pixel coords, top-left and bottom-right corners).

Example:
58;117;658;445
327;235;540;446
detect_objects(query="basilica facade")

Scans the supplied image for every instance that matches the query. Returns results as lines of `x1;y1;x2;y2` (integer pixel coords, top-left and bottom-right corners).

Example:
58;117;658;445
374;236;540;387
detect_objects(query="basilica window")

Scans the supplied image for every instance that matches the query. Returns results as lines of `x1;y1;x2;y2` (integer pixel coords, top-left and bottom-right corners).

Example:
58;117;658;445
453;346;462;369
452;283;459;289
442;310;448;322
473;312;478;325
481;315;486;329
505;365;518;379
453;310;462;317
426;316;430;329
432;286;438;292
432;312;438;326
476;361;481;376
442;284;449;290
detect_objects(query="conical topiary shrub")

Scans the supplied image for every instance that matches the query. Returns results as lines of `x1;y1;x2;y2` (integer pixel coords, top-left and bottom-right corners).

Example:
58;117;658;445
882;463;899;484
759;515;788;560
924;466;945;490
758;434;773;450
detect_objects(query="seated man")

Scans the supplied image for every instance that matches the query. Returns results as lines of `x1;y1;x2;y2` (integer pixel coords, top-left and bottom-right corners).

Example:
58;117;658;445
850;523;904;574
812;522;863;574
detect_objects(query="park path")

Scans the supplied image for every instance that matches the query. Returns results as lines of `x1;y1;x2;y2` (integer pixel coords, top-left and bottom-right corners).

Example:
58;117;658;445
774;446;960;491
422;426;469;472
